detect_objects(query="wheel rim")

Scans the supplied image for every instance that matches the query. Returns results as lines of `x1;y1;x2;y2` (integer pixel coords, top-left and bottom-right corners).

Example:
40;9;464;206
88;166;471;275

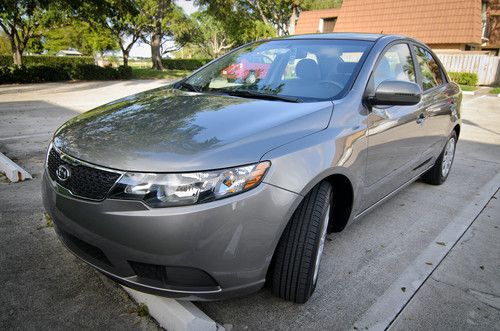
441;137;455;177
313;205;330;284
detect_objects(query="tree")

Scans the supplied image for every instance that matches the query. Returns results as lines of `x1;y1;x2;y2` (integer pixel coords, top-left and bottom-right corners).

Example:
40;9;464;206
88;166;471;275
0;32;11;55
44;21;118;55
189;10;274;58
198;0;342;37
141;0;193;70
197;0;293;37
190;11;233;58
0;0;111;65
305;0;342;10
0;0;54;66
96;0;148;66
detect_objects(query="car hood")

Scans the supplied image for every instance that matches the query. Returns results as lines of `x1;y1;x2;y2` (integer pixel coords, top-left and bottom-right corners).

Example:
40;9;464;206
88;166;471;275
53;86;333;172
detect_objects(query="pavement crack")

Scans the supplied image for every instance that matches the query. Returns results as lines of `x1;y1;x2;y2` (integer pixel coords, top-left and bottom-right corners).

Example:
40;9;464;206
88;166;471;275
430;276;500;311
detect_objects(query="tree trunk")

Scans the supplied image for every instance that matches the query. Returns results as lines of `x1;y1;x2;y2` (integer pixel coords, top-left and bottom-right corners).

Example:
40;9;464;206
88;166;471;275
288;6;297;35
151;32;163;70
150;0;166;71
12;47;23;67
9;35;23;67
122;50;129;67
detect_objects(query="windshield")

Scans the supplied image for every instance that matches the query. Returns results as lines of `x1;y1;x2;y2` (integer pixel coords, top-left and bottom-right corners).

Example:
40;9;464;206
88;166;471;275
182;39;373;102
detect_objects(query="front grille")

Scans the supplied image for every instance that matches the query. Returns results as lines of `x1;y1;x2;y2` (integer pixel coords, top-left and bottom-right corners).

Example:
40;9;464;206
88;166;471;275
47;147;121;200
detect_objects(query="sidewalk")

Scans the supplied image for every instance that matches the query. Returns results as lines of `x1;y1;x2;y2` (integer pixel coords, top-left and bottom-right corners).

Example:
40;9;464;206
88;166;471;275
391;191;500;330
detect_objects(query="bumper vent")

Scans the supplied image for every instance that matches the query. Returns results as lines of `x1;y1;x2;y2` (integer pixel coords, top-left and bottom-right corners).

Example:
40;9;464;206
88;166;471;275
47;147;120;200
128;261;218;288
60;229;111;266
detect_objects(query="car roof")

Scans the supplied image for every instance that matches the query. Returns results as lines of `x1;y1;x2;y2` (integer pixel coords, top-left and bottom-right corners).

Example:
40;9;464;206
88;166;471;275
285;32;402;42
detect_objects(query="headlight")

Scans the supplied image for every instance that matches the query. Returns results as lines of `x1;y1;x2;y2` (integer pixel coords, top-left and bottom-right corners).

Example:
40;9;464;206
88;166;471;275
109;161;270;207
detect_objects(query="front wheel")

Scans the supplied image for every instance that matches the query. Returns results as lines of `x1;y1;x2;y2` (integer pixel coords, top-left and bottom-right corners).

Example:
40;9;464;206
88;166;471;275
421;131;457;185
271;181;332;303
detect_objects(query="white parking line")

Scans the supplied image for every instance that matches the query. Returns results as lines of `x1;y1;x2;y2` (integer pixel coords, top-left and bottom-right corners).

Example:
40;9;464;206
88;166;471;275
0;132;52;142
462;95;485;107
352;173;500;331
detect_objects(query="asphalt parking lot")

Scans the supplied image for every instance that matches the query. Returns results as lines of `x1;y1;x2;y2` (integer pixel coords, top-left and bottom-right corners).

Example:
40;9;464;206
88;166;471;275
1;81;499;330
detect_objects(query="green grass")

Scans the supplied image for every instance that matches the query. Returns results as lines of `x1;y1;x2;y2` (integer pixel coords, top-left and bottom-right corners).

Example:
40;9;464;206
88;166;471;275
37;212;54;230
131;68;190;80
459;85;477;92
489;87;500;95
136;303;149;317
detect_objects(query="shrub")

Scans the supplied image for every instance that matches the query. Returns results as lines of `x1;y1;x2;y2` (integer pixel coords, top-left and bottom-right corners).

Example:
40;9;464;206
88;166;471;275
0;65;70;83
448;72;478;86
0;55;94;67
25;65;70;82
117;65;133;79
161;58;211;70
72;64;119;80
0;64;132;84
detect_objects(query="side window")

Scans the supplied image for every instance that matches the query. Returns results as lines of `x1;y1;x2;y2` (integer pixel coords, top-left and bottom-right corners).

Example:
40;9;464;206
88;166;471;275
414;46;445;91
373;43;415;88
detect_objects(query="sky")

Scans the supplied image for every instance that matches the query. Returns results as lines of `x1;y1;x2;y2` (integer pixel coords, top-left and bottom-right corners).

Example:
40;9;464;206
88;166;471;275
129;0;199;58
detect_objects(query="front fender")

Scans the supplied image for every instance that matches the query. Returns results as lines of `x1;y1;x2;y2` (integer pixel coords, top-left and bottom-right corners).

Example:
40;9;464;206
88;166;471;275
260;125;367;217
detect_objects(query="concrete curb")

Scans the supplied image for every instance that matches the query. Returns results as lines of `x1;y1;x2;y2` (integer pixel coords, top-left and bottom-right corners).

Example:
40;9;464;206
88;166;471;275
123;287;221;331
0;152;32;182
462;90;476;95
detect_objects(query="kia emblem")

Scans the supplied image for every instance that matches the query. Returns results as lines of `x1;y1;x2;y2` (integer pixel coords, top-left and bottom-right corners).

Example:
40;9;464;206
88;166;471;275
56;165;71;181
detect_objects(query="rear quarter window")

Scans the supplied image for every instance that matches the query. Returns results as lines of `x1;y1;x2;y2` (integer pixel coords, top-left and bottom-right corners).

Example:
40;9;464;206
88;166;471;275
414;46;446;91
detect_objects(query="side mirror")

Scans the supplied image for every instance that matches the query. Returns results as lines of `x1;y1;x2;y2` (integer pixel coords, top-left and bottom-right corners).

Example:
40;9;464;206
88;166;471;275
368;80;422;106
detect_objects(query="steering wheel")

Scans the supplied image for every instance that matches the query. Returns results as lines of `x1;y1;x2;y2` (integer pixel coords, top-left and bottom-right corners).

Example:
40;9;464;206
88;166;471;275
319;80;344;90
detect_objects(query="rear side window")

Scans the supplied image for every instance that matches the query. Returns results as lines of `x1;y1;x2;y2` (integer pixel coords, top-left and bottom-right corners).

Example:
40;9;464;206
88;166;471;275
414;46;445;90
373;43;416;88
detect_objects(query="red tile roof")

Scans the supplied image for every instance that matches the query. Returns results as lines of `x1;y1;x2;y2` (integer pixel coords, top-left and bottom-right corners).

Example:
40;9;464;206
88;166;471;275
295;0;483;45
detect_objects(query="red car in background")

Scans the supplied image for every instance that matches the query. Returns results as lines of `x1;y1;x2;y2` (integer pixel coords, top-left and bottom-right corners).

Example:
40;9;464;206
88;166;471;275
221;54;272;82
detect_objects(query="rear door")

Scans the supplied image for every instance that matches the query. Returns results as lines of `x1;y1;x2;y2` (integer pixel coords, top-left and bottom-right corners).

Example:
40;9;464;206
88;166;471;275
362;42;428;209
412;45;455;161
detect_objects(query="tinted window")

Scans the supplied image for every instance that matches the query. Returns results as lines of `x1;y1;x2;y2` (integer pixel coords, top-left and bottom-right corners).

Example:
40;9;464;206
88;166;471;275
373;43;415;87
414;46;445;90
184;39;373;101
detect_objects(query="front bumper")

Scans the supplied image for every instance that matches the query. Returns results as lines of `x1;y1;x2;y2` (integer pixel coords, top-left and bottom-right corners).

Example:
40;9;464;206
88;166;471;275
42;171;299;300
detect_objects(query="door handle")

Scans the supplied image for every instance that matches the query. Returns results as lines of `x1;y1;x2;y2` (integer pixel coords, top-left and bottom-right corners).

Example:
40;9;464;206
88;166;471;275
416;113;426;125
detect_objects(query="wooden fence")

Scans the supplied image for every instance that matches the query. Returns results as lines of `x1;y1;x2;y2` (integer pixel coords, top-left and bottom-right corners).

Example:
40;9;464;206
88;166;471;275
436;53;500;85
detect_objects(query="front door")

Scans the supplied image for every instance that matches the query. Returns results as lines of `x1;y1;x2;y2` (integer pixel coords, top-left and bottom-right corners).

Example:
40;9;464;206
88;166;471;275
362;43;427;210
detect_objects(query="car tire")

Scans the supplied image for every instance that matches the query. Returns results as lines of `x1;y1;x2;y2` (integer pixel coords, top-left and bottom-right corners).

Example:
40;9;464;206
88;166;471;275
271;181;332;303
421;131;457;185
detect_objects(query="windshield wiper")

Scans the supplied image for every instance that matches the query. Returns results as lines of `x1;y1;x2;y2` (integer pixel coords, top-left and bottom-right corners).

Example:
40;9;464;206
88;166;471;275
178;81;201;92
222;89;302;103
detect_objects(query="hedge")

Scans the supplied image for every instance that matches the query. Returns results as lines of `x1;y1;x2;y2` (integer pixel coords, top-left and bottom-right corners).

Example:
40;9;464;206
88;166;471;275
0;55;95;67
0;64;132;84
448;72;478;86
72;64;132;80
161;58;211;70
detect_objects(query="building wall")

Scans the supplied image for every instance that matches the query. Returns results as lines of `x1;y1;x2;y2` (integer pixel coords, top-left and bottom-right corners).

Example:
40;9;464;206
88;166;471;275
429;44;466;51
295;8;342;34
485;1;500;47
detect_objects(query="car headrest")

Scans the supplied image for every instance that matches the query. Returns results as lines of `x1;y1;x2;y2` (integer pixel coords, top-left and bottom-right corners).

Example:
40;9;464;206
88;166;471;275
296;58;320;81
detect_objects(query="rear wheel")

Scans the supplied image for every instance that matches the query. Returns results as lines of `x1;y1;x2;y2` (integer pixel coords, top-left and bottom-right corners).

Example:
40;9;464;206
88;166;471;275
271;181;332;303
421;131;457;185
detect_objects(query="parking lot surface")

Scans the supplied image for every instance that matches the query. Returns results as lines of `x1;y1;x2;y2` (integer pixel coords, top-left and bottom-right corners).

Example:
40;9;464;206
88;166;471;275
1;81;499;330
